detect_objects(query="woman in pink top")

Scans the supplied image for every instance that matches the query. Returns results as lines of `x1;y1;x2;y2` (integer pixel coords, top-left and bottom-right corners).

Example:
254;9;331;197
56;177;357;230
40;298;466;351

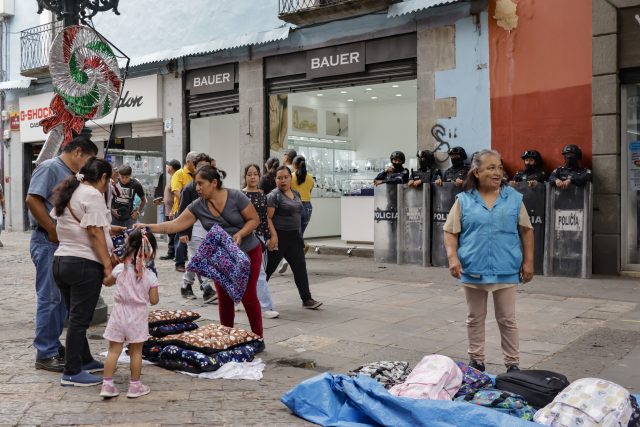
51;157;115;387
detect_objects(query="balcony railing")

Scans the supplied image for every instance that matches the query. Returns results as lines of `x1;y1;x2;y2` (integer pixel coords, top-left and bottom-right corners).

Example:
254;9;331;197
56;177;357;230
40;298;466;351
279;0;395;25
279;0;345;14
20;21;64;78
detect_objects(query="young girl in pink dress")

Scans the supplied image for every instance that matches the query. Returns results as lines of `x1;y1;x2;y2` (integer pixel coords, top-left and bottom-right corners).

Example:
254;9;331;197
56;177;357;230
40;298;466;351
100;228;159;398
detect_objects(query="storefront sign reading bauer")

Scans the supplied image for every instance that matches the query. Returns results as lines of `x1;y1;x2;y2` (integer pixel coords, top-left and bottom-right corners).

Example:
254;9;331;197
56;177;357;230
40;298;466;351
186;64;235;95
306;43;365;79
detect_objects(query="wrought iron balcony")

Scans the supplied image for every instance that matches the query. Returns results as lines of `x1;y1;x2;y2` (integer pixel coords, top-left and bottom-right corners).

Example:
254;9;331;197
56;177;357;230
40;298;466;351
278;0;395;25
20;20;64;78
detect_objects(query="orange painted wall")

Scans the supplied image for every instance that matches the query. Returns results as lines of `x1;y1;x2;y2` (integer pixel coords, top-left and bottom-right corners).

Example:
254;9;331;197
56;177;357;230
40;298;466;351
489;0;592;176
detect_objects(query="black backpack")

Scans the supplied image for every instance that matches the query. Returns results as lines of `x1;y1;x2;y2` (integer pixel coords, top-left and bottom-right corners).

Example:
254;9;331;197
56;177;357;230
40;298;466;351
495;369;569;409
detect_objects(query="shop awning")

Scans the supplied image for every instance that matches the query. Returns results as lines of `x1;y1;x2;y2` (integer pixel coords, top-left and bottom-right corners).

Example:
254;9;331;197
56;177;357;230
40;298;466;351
387;0;463;18
0;78;35;90
128;26;291;67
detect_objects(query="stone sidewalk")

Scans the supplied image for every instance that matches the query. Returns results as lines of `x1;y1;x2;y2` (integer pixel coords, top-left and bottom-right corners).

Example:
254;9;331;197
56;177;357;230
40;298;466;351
1;231;639;426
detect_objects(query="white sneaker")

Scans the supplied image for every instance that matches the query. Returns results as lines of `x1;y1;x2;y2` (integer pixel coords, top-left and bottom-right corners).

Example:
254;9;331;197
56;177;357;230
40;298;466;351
278;260;289;274
263;310;280;319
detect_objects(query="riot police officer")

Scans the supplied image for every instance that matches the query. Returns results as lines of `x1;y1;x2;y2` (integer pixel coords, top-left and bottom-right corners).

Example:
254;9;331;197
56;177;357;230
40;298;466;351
549;144;592;189
408;150;442;188
510;150;545;188
435;146;469;187
373;151;410;186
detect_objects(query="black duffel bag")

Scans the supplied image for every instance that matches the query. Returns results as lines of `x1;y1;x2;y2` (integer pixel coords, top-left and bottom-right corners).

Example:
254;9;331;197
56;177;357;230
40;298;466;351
495;370;569;409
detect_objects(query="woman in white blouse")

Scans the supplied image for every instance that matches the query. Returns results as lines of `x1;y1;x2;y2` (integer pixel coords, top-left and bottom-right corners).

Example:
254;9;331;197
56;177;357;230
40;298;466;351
51;157;116;387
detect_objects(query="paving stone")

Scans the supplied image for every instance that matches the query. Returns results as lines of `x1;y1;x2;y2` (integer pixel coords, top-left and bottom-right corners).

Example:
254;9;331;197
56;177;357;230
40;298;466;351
1;231;640;423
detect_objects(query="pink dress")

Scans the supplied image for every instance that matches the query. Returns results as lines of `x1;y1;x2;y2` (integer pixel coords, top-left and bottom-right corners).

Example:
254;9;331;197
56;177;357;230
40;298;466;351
103;263;158;343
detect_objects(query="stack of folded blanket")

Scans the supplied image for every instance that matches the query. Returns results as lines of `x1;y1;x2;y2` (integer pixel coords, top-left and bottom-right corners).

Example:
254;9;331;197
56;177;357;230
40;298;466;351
143;320;264;374
148;309;201;338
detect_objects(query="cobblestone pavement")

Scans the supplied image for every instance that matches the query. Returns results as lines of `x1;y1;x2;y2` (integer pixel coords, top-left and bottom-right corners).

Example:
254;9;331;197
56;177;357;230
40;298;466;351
1;231;639;426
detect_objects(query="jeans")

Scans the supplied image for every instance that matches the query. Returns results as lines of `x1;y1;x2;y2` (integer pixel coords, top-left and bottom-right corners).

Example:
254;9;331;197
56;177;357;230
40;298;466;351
165;215;176;257
175;241;187;267
464;286;519;366
256;255;274;311
30;229;66;359
183;221;210;289
266;230;312;302
53;256;103;375
301;202;312;236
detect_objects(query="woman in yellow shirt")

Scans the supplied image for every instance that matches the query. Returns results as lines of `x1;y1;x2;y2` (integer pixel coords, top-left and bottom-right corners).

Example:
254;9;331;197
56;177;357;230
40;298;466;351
291;155;314;238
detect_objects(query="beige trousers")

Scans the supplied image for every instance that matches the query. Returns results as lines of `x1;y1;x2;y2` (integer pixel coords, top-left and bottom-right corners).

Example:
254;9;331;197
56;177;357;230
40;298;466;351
464;286;519;366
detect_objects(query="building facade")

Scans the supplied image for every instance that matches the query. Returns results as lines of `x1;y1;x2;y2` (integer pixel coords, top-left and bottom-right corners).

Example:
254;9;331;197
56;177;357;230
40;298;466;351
3;0;635;275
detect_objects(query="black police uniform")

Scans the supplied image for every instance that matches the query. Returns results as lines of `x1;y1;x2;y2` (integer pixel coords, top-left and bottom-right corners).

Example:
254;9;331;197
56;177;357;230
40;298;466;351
411;169;441;184
375;167;410;184
513;169;545;183
410;150;442;184
549;144;592;187
443;165;469;182
548;166;592;187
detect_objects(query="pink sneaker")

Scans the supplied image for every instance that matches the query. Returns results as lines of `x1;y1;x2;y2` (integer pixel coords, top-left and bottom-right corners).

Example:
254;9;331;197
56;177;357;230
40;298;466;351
100;382;120;398
126;382;150;398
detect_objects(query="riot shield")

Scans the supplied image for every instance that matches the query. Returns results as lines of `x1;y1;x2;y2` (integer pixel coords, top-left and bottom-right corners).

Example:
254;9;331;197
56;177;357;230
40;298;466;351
374;184;399;263
397;184;430;266
431;182;463;267
515;182;546;275
544;182;593;278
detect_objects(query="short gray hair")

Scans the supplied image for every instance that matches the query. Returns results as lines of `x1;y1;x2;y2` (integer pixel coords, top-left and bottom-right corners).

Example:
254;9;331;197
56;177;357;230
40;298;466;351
185;151;199;163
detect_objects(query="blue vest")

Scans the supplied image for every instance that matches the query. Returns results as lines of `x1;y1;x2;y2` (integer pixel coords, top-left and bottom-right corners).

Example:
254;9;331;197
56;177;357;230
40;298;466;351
457;186;523;284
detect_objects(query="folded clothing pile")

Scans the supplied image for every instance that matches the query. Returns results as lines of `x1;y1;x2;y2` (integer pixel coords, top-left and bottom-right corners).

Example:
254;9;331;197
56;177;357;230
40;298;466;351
143;322;264;374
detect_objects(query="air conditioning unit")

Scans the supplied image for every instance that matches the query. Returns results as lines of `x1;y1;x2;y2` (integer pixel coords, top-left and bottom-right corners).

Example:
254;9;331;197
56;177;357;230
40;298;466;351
0;0;14;17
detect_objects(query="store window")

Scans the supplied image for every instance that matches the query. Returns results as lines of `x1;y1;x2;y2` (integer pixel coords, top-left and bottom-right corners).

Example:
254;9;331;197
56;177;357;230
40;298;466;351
105;136;164;225
268;80;418;198
622;83;640;269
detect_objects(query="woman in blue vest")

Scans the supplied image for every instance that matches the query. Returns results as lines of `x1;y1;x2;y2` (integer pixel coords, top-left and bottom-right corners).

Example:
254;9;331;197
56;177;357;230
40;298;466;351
443;149;534;373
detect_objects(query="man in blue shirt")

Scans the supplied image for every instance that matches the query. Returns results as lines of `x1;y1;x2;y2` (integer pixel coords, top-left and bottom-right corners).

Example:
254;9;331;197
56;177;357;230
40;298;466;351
25;135;98;372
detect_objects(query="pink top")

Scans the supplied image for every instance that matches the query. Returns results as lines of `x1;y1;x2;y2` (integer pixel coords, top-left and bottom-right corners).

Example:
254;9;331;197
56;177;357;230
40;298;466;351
53;183;112;264
111;263;158;306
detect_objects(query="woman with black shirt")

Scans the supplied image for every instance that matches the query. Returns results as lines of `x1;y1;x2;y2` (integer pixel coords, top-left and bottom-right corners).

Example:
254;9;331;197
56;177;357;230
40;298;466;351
243;164;279;319
266;166;322;309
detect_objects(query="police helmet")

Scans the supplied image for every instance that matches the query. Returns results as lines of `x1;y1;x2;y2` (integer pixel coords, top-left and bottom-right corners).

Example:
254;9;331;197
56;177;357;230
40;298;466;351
561;144;582;160
390;151;406;163
521;150;542;162
448;146;467;160
417;150;436;163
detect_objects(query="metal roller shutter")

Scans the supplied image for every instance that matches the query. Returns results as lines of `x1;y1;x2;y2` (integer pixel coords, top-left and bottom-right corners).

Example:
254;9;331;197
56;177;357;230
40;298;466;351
88;125;112;143
131;120;163;138
187;89;239;119
267;59;417;94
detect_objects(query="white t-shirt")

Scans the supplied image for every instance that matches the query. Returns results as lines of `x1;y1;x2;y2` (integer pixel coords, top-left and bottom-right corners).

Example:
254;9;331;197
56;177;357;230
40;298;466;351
53;184;112;264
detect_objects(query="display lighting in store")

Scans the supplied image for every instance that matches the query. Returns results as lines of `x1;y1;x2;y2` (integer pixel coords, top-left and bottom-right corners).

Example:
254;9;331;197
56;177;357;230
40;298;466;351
392;84;399;88
371;96;378;100
347;98;354;102
395;94;402;97
316;93;323;96
340;90;348;94
288;135;350;145
365;88;373;91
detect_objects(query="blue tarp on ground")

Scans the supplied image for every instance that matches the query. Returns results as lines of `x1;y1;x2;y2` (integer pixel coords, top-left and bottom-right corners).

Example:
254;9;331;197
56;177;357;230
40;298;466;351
281;373;544;427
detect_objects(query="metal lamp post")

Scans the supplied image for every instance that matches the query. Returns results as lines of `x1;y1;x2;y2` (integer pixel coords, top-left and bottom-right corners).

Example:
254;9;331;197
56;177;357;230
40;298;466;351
36;0;121;325
37;0;120;26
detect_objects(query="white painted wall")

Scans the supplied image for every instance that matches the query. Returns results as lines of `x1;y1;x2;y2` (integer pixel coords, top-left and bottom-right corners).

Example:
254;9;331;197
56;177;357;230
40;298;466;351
351;100;417;160
190;114;241;189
